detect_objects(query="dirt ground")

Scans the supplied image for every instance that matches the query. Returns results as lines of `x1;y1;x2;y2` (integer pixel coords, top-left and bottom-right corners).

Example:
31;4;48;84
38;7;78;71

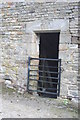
0;83;79;119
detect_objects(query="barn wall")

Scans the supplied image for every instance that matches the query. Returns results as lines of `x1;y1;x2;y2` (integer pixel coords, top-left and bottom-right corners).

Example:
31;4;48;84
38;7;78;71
0;1;79;101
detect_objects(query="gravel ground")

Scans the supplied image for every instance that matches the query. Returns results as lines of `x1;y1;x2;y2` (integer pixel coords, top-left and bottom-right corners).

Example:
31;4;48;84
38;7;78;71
0;83;78;119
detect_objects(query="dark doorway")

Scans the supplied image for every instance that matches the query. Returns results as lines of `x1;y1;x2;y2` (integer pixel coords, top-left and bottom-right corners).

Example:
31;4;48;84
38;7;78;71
38;32;60;98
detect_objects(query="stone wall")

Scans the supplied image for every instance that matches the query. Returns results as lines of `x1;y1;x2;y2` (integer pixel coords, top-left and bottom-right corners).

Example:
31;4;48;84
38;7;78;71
0;1;80;100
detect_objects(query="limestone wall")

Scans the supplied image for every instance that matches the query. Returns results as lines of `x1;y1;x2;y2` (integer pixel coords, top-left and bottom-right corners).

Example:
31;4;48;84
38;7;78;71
0;1;80;100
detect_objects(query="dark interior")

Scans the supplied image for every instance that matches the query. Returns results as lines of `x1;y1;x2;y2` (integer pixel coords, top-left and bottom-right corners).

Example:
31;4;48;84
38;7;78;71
38;32;60;98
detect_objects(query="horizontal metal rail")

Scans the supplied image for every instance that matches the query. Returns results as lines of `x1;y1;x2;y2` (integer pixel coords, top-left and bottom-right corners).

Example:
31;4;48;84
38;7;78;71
29;85;58;91
30;57;60;61
30;74;58;80
30;70;59;74
29;78;58;84
28;89;58;95
30;64;60;69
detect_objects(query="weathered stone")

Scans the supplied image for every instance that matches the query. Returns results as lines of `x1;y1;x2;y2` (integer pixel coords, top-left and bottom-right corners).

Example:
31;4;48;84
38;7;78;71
0;1;79;102
68;90;78;97
68;85;78;90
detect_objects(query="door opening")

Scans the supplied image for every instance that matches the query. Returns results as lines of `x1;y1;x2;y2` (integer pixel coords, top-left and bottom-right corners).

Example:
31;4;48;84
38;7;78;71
38;32;60;98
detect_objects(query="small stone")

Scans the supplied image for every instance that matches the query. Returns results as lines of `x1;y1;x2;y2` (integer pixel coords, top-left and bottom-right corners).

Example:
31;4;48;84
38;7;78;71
37;108;40;111
17;100;19;102
5;80;11;85
17;114;21;116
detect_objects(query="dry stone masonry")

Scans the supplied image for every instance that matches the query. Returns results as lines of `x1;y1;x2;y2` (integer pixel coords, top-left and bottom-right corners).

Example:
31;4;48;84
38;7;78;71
0;1;80;102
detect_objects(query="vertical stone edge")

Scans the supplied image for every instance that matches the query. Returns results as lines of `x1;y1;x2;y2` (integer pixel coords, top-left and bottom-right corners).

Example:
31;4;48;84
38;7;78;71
78;1;80;119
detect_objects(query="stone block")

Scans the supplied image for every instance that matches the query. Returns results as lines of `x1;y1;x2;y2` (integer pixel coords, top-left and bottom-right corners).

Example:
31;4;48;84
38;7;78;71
68;90;78;97
71;36;80;44
68;85;78;90
59;33;71;44
60;82;68;96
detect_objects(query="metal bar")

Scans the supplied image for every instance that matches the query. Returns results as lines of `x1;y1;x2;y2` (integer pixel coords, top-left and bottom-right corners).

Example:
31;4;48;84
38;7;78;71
30;74;58;80
30;70;59;74
28;89;58;95
27;57;31;91
30;69;39;71
42;59;45;89
37;87;58;91
39;70;59;74
29;74;58;78
29;74;38;76
29;78;58;84
39;76;58;80
30;64;60;69
58;59;61;96
30;57;60;61
29;85;58;91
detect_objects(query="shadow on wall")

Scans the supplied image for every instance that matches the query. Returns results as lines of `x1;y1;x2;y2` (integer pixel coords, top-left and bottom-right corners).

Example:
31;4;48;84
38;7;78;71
78;45;80;82
78;44;80;116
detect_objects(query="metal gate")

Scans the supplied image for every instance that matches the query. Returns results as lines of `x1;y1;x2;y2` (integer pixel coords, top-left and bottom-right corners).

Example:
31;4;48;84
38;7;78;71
27;57;61;98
